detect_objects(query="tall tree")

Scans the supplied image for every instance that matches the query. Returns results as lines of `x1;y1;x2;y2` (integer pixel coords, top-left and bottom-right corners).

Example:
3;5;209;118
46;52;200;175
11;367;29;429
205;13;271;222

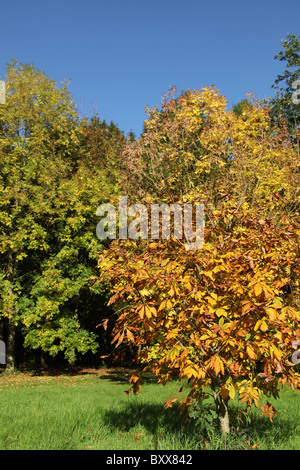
0;60;79;366
270;34;300;135
97;86;300;436
0;61;124;367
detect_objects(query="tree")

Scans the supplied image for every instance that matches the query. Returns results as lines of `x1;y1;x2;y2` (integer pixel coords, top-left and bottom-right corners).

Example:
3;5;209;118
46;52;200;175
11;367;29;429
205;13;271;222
270;34;300;135
97;86;300;437
0;60;79;366
0;61;125;367
98;202;300;436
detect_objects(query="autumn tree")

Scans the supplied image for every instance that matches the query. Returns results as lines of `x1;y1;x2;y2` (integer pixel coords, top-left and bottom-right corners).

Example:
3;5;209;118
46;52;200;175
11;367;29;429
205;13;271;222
97;86;300;436
0;61;125;367
99;202;300;436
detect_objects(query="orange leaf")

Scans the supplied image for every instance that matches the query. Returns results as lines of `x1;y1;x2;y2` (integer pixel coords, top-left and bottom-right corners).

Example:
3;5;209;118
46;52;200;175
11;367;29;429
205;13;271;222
127;329;134;342
164;395;178;409
136;304;145;319
212;355;224;376
219;387;230;400
133;380;144;395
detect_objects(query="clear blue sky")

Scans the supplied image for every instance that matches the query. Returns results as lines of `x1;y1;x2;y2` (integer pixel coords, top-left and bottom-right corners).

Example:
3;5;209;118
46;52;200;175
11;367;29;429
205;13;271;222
0;0;299;137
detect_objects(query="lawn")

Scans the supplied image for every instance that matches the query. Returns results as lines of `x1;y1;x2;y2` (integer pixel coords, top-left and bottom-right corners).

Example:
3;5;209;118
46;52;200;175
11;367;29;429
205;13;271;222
0;367;299;450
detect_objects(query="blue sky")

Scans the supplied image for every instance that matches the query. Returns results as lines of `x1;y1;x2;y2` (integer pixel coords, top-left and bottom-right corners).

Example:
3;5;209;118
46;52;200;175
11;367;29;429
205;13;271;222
0;0;299;137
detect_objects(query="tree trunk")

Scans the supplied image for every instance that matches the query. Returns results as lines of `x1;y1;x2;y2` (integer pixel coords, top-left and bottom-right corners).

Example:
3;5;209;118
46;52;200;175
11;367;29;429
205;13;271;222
212;381;230;437
40;351;49;369
0;320;4;341
6;319;16;370
216;395;230;437
6;252;18;370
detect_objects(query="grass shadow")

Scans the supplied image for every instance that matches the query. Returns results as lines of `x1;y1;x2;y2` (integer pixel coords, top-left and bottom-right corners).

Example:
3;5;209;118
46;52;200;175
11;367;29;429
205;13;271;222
101;400;204;449
98;369;159;385
238;407;300;450
10;365;139;380
103;398;300;450
103;401;185;435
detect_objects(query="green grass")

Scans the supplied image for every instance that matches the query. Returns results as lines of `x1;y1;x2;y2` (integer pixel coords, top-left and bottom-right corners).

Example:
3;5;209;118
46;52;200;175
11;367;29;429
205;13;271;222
0;367;299;450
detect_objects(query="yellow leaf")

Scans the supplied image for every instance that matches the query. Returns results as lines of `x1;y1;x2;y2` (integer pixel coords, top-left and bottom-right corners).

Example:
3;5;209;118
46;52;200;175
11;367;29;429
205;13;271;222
272;297;283;308
262;285;272;300
215;308;227;317
204;271;214;280
185;365;198;379
247;345;257;361
183;279;192;290
159;299;166;311
169;286;175;297
161;258;169;266
228;383;236;400
260;320;268;332
167;346;179;361
242;301;252;314
148;242;159;249
195;291;204;301
254;283;263;297
199;333;211;340
158;299;172;311
254;320;262;331
266;308;278;321
271;345;282;361
207;296;217;306
144;305;152;319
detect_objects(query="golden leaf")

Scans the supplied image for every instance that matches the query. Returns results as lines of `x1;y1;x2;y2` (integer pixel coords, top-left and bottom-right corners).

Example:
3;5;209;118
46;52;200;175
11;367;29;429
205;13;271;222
254;283;263;297
260;320;268;332
215;308;227;317
247;345;257;361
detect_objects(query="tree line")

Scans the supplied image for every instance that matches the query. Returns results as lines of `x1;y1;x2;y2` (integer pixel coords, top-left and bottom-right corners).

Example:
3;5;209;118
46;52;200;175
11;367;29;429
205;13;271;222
0;31;299;399
0;60;129;369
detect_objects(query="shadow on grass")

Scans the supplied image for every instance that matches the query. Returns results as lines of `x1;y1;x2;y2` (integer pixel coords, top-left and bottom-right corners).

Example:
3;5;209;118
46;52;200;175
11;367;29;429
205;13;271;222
13;365;139;380
102;399;297;450
240;408;300;449
103;401;185;435
98;369;159;385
